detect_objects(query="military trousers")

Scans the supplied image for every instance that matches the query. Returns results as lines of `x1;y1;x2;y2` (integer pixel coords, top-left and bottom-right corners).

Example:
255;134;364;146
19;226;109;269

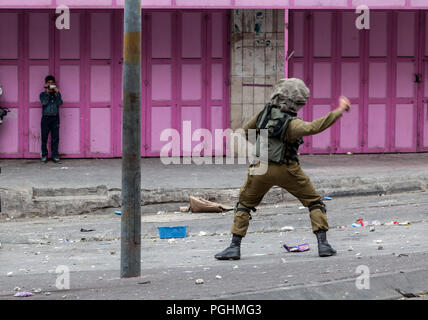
231;161;329;237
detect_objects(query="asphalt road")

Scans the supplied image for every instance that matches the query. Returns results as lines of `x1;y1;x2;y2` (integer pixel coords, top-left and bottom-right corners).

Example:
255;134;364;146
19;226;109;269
0;190;427;300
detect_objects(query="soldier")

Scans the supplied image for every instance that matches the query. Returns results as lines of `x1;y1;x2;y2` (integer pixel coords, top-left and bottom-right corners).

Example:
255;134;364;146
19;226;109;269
215;78;351;260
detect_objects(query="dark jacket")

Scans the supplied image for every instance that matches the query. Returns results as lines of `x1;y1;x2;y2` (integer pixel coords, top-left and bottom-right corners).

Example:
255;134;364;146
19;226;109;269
40;92;63;116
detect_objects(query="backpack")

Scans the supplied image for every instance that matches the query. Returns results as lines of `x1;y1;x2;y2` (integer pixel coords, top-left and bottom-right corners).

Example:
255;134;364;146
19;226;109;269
254;103;302;164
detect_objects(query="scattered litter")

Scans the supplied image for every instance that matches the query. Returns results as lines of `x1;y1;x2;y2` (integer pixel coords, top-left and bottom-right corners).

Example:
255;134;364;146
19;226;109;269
215;275;222;280
348;246;354;251
284;280;289;283
385;221;399;226
369;227;375;232
14;287;21;291
397;254;409;258
375;240;384;244
157;211;166;215
80;228;95;232
189;196;233;213
98;277;103;280
167;239;177;244
14;292;33;297
338;226;346;229
233;265;239;270
44;292;51;296
355;253;361;256
138;281;151;285
298;206;305;210
346;152;353;155
114;211;121;215
352;219;367;228
283;243;309;253
7;272;13;277
280;258;286;263
198;231;208;236
280;226;294;232
323;196;333;201
378;246;384;250
60;167;69;170
371;220;381;226
110;251;116;255
398;221;410;226
195;279;204;284
34;288;42;293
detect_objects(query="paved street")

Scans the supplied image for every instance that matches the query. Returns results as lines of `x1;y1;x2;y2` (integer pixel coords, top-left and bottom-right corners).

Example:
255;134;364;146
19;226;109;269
0;190;427;300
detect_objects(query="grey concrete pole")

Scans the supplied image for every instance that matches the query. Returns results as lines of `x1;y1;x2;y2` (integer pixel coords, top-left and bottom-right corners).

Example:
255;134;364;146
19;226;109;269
121;0;141;278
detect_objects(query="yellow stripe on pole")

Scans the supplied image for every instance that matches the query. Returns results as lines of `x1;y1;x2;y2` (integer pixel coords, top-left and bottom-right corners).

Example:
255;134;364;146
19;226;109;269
123;32;141;65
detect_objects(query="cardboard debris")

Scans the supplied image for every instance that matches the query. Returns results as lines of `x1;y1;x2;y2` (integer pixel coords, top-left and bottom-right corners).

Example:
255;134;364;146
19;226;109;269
189;196;233;213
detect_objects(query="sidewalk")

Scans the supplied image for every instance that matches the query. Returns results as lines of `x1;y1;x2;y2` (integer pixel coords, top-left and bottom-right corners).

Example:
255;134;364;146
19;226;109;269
1;153;428;218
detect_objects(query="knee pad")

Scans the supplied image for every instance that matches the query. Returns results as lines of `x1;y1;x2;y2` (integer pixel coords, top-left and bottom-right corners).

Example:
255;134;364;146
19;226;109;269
234;201;256;220
308;200;327;214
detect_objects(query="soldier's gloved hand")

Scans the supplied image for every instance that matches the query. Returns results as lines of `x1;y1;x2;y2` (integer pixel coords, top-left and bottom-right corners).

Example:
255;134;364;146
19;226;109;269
337;96;351;113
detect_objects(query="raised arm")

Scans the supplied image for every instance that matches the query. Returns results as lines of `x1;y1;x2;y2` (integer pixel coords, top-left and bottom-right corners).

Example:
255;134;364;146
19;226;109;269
286;96;351;142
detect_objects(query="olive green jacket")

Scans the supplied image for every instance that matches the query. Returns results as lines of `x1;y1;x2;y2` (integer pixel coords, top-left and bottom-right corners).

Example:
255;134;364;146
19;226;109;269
242;109;343;143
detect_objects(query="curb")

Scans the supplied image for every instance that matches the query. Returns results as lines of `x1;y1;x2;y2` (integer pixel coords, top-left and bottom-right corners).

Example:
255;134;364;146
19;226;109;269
1;173;427;218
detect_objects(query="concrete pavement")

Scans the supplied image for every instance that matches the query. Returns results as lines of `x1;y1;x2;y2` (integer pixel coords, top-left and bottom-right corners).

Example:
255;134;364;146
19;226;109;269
0;191;427;300
1;153;428;218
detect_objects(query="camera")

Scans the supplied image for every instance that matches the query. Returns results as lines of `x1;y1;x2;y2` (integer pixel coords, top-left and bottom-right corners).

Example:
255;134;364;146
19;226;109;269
0;107;10;125
44;85;57;89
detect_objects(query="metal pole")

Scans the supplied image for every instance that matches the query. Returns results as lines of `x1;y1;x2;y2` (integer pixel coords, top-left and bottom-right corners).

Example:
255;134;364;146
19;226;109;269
121;0;141;278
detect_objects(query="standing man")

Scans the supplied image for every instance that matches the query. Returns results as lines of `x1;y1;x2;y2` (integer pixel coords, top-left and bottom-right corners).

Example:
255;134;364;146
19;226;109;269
215;78;351;260
40;75;63;164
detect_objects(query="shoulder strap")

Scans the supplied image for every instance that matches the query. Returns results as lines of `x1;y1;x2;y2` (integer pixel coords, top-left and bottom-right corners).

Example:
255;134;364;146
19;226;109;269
256;103;273;130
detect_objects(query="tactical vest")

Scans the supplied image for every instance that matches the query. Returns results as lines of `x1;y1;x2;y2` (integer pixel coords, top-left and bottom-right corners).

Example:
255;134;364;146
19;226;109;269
255;103;304;164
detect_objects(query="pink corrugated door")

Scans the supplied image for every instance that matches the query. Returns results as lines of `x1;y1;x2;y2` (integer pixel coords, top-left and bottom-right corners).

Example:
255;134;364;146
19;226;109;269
364;11;391;152
54;10;85;157
178;11;206;158
289;10;423;154
145;10;176;157
25;11;55;158
420;11;428;152
85;11;115;157
290;11;340;154
0;11;22;157
391;11;418;152
145;10;229;157
336;11;364;154
310;11;336;154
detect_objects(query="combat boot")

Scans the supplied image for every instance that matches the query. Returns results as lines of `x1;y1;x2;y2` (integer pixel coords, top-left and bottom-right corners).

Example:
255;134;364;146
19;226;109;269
215;234;242;260
315;230;336;257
